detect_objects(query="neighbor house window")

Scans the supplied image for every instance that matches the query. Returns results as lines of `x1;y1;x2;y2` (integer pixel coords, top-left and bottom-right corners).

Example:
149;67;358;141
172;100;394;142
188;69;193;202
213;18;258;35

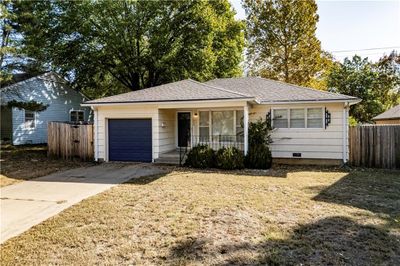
199;111;210;141
273;109;288;128
273;107;324;129
25;110;35;129
307;108;323;128
70;110;84;123
290;109;305;128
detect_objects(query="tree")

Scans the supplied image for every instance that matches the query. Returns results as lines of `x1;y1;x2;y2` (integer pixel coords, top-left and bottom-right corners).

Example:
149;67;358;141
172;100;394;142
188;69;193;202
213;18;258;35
327;53;400;123
17;0;244;98
1;0;44;86
243;0;323;86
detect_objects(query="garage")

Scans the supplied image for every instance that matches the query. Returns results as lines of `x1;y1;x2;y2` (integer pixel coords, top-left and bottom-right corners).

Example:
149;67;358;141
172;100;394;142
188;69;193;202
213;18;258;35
108;119;152;162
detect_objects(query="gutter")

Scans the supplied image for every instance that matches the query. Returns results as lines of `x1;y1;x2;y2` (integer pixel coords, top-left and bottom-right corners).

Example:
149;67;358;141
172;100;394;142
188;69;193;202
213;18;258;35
81;97;255;107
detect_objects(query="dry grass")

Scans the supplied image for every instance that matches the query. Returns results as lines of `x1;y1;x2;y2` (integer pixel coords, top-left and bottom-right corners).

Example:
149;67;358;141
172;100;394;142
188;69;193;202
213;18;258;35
1;167;399;265
0;144;95;187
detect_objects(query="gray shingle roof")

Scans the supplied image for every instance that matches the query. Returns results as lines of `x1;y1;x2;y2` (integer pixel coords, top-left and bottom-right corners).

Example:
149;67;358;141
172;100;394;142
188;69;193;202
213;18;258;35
85;79;251;104
205;77;359;103
0;72;68;105
373;105;400;120
84;77;360;105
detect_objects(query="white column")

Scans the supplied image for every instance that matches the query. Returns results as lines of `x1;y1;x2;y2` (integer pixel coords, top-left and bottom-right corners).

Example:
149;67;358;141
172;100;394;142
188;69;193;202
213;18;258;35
244;104;249;155
93;107;99;162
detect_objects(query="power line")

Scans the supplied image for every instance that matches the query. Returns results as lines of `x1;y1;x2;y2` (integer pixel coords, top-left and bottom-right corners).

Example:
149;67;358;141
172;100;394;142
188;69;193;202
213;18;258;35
331;46;400;53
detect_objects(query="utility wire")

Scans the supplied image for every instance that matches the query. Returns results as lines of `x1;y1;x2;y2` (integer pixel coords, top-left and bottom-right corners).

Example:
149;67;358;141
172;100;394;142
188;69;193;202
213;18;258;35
332;46;400;53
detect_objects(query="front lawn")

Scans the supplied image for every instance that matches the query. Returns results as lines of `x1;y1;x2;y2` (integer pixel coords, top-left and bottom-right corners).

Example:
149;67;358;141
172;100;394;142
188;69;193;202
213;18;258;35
0;145;95;187
1;167;399;265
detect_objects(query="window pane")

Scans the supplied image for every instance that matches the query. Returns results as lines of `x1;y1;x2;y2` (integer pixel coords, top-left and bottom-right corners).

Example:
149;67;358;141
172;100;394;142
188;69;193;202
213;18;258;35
78;111;84;121
70;112;77;122
236;110;244;128
199;111;209;127
199;127;209;141
307;108;323;128
212;111;234;135
273;109;288;128
290;109;305;128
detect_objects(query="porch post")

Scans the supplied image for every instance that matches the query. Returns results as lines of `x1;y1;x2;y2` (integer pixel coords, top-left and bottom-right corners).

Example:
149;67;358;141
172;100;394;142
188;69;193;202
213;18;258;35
244;104;249;155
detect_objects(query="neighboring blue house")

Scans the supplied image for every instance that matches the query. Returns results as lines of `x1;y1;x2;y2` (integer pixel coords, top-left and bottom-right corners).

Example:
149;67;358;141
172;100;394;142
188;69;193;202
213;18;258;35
0;72;91;145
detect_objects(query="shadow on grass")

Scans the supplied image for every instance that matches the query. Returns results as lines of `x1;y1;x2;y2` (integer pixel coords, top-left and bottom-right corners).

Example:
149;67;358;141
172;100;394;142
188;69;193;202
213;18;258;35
168;216;400;265
177;165;346;178
313;169;400;219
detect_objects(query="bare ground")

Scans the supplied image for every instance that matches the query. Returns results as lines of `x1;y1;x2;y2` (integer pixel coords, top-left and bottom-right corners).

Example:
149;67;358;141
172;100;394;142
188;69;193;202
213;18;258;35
1;167;399;265
0;145;95;187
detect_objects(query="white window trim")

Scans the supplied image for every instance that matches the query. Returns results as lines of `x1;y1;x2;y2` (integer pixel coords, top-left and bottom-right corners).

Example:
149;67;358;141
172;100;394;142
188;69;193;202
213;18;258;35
69;109;85;123
272;107;325;130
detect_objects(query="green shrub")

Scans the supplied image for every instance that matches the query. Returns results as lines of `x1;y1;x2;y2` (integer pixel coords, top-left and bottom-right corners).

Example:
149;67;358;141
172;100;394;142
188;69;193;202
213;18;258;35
184;144;215;168
245;119;272;169
215;147;245;170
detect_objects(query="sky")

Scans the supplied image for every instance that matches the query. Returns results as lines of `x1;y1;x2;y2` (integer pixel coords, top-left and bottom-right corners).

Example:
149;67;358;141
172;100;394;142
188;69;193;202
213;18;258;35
229;0;400;62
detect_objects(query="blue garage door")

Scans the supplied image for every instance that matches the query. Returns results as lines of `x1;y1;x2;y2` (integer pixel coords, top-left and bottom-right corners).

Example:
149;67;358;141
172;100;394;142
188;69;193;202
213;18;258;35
108;119;152;162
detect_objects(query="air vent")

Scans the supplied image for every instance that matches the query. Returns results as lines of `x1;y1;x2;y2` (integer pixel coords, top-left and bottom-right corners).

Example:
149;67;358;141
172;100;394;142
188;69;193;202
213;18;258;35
293;153;301;157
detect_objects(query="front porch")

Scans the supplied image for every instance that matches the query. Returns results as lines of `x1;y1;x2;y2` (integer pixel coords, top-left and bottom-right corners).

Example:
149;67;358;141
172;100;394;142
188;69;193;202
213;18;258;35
156;104;249;164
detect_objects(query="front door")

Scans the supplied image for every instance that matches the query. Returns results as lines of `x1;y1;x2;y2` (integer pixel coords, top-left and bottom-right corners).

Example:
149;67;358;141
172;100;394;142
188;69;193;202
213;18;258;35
178;112;191;147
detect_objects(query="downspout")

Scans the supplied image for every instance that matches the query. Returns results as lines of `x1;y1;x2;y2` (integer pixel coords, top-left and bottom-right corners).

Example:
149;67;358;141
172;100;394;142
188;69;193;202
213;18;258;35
342;102;349;164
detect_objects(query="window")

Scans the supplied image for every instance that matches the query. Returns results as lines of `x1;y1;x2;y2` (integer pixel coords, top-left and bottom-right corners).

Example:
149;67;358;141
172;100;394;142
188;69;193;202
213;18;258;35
290;109;305;128
199;111;210;141
25;110;35;128
212;111;234;136
198;110;244;142
307;108;323;128
273;109;288;128
70;110;84;123
273;107;324;129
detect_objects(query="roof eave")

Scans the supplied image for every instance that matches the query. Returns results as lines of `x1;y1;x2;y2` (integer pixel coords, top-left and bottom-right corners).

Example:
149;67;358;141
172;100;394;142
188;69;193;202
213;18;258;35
259;98;361;105
81;97;255;107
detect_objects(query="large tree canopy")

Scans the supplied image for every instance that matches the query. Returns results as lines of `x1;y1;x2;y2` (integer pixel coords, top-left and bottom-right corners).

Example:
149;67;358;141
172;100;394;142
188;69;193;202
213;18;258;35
243;0;324;87
327;52;400;123
9;0;244;98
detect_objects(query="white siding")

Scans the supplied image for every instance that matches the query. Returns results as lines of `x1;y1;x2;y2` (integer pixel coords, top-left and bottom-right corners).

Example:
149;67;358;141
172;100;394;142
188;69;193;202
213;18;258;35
8;77;90;145
158;109;176;153
94;100;348;162
249;102;347;160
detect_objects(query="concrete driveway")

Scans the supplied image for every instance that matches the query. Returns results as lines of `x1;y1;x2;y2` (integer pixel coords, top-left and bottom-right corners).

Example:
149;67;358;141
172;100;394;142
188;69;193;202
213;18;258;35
0;163;166;244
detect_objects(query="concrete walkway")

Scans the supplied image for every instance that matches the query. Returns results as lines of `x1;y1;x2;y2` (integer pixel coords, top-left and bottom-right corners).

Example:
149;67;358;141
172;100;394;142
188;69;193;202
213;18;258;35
0;163;166;244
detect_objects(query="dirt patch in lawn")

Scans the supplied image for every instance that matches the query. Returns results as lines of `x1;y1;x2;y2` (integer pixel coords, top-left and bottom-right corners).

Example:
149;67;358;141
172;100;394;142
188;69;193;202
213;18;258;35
0;145;95;187
1;167;399;265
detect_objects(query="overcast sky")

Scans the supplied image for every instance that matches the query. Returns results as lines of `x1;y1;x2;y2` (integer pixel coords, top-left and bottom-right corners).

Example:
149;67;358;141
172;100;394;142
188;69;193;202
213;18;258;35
229;0;400;62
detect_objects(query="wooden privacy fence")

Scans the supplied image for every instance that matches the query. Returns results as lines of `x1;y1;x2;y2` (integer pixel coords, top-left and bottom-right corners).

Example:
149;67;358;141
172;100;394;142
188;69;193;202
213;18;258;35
48;122;94;161
349;125;400;169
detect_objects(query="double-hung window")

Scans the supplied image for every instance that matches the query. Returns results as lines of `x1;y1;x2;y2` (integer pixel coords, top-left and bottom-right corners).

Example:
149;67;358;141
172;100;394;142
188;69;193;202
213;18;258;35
70;110;84;123
307;108;323;128
273;108;324;129
25;110;35;129
273;109;288;128
290;109;305;128
199;111;210;142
